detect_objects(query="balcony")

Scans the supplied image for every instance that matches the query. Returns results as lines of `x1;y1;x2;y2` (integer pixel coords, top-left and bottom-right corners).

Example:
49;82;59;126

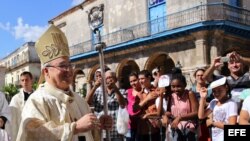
69;3;250;57
7;59;30;70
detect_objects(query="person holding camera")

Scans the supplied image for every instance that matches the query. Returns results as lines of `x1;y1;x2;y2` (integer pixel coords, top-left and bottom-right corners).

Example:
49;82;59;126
202;51;250;114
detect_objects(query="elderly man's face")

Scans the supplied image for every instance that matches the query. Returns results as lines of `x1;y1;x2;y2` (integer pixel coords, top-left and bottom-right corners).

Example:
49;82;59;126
45;56;73;91
105;71;115;85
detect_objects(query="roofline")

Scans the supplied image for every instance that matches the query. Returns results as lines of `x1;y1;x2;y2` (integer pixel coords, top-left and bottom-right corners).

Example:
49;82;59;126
48;0;94;24
0;42;35;60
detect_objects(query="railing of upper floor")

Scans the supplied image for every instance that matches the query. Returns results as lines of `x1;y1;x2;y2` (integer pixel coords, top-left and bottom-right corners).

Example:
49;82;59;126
4;52;41;70
6;58;40;70
6;59;30;70
70;3;250;57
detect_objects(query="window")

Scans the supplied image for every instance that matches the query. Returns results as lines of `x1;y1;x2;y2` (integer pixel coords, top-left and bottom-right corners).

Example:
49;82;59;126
57;22;66;28
149;0;166;34
13;56;17;65
149;0;165;6
17;54;19;63
229;0;241;7
228;0;241;21
17;75;19;83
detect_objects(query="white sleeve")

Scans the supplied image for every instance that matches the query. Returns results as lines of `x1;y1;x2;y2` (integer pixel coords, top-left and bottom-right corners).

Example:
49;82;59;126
227;101;238;117
241;96;250;115
0;92;11;121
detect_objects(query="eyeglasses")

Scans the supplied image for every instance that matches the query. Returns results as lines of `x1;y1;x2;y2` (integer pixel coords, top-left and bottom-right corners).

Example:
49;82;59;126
46;64;74;71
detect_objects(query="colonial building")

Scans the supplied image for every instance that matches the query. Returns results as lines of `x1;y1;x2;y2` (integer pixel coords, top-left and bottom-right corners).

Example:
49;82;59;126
49;0;250;93
0;66;6;88
0;42;41;86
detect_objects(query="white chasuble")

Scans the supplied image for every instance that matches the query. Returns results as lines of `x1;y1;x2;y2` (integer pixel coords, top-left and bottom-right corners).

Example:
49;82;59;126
16;83;94;141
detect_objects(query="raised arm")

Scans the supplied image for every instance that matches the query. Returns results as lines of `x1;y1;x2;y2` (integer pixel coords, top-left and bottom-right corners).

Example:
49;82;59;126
198;87;212;119
241;56;250;66
133;91;158;112
113;85;127;108
228;51;250;66
203;57;223;82
85;79;101;105
155;87;165;116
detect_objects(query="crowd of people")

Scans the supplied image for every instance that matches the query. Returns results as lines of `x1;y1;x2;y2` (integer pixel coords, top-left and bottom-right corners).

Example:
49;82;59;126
0;24;250;141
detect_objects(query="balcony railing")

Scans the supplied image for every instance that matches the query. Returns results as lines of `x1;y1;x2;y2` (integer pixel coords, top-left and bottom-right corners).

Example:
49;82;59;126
70;3;250;57
7;59;29;70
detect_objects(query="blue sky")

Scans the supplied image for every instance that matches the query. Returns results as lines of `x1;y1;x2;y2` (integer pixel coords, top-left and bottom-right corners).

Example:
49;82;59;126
0;0;84;59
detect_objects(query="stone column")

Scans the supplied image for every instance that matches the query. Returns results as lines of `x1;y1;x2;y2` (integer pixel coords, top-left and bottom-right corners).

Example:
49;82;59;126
210;30;224;62
192;31;209;68
0;66;6;88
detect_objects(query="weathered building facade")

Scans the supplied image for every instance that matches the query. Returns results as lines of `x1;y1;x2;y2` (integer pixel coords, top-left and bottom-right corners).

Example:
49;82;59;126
49;0;250;93
0;66;6;88
0;42;41;86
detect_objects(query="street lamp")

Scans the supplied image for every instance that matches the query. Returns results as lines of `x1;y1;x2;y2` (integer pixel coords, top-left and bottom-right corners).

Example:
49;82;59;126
175;61;182;69
88;4;111;141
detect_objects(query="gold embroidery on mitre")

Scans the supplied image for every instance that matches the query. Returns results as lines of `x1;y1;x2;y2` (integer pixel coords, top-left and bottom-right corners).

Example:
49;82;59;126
41;33;67;59
35;25;70;64
42;46;60;59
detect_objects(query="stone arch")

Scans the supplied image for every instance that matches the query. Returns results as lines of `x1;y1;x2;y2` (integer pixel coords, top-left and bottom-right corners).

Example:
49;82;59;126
116;58;140;89
72;68;85;92
87;64;110;85
144;52;175;74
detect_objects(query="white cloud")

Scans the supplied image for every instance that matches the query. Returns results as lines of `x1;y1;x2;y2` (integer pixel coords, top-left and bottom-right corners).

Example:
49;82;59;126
12;17;47;42
0;17;47;43
0;22;11;31
71;0;85;6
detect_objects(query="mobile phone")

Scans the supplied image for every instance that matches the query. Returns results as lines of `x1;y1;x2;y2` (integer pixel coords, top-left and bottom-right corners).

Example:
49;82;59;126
220;56;229;63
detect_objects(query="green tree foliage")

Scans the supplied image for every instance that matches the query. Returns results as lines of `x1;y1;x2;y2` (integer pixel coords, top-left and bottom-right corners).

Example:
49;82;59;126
32;81;38;90
2;84;19;102
79;83;87;98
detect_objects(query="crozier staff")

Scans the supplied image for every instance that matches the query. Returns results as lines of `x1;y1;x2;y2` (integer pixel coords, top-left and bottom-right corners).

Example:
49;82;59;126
16;25;112;141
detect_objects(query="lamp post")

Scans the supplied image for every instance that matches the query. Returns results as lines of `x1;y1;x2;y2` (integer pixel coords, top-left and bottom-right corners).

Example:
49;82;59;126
175;61;182;69
88;4;110;141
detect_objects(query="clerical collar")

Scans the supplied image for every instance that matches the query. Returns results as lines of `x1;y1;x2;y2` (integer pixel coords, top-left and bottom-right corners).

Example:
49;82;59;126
64;90;71;96
23;90;33;101
23;90;33;94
